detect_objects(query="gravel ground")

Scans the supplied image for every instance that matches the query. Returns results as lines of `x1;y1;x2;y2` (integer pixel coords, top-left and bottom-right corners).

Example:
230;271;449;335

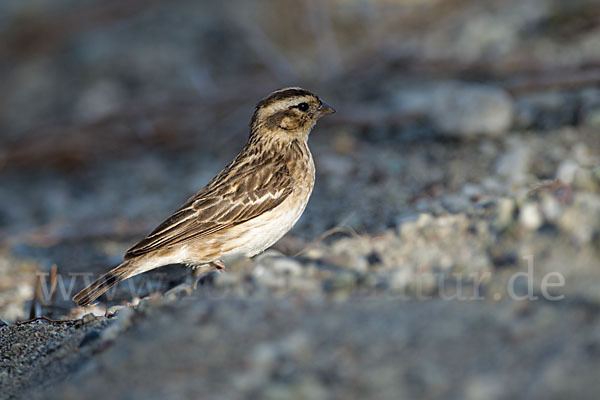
3;167;600;399
22;298;600;400
3;294;599;400
0;317;109;398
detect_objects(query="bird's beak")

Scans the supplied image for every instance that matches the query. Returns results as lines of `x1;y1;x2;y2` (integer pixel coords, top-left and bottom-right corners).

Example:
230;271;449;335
315;100;336;119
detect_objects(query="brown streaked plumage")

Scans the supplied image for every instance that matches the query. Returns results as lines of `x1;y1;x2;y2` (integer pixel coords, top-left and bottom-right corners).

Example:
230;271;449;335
73;87;335;306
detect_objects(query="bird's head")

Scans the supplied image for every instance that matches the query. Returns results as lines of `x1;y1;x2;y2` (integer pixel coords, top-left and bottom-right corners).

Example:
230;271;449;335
250;87;335;142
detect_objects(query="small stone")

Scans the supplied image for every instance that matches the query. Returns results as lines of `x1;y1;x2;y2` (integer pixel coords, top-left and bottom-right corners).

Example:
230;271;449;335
269;257;303;276
540;193;562;222
558;192;600;244
481;177;506;193
81;313;97;324
556;159;579;184
416;213;434;228
519;202;543;230
105;305;126;318
573;167;599;192
495;197;516;229
441;194;472;213
573;142;597;167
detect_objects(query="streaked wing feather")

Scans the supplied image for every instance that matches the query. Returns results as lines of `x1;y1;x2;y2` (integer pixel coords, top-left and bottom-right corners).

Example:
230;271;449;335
124;160;292;259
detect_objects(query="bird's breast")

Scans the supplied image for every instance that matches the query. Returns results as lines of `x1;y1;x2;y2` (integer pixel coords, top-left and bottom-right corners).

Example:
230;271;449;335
217;145;315;259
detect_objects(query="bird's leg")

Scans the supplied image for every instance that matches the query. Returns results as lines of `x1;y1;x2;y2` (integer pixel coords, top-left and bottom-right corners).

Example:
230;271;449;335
190;261;225;290
213;259;227;271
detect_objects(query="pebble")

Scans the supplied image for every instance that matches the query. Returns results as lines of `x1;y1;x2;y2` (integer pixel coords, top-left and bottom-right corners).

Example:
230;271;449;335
81;313;97;324
105;305;126;318
441;194;472;213
519;202;543;230
540;194;562;222
556;159;579;184
558;192;600;244
573;167;599;192
266;256;303;277
573;142;597;167
494;197;516;229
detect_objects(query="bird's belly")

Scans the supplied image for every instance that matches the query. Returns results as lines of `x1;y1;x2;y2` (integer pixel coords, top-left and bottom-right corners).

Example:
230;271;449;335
219;192;310;258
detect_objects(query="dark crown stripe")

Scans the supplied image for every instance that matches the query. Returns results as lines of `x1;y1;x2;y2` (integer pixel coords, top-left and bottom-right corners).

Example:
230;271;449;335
256;88;315;108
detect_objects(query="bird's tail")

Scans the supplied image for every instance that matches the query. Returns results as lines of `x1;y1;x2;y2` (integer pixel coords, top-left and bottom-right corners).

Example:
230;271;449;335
73;260;136;307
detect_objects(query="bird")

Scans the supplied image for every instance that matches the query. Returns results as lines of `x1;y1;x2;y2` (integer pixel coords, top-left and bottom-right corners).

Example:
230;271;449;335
73;87;335;306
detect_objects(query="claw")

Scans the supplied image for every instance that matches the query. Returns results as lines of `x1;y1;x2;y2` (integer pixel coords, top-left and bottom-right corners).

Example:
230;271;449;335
213;260;226;271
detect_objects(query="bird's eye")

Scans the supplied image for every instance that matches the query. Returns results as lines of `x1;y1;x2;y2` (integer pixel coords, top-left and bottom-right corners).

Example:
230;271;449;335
296;102;309;112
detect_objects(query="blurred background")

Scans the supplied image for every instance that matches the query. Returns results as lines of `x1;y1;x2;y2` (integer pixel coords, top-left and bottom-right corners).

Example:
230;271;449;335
1;1;600;398
2;0;600;317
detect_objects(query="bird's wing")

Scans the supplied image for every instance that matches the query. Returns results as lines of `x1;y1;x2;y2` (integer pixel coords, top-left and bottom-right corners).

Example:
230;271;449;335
124;159;293;259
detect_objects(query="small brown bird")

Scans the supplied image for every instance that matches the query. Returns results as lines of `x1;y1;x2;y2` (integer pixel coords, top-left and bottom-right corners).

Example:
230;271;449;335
73;87;335;306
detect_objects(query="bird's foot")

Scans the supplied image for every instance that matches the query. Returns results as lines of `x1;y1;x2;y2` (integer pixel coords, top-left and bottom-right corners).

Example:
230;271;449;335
213;259;226;271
